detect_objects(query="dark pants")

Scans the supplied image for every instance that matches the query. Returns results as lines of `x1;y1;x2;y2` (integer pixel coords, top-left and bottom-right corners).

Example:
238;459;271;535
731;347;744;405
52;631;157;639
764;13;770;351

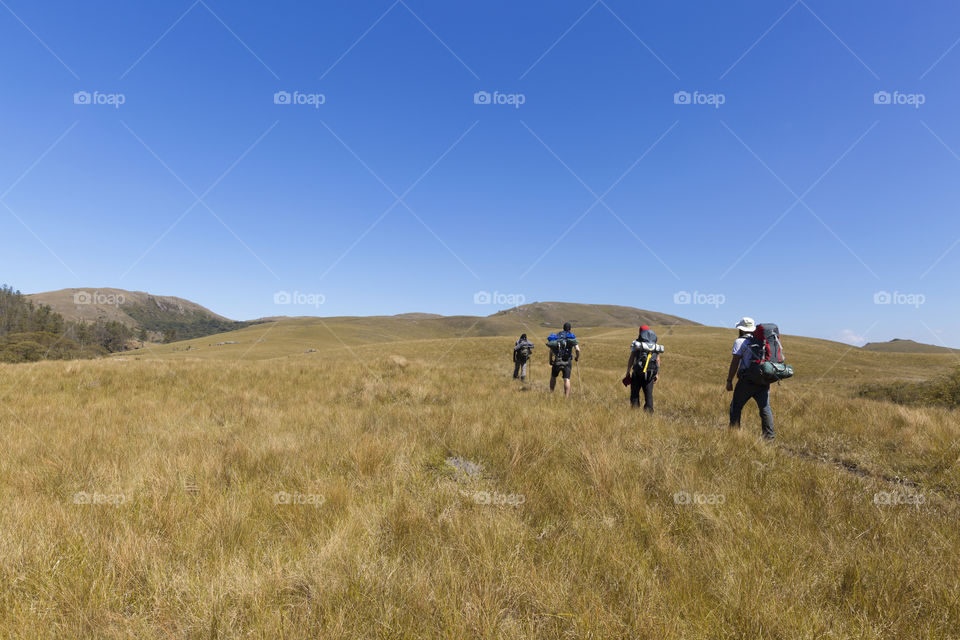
513;359;528;380
730;377;775;438
630;368;655;413
551;362;572;380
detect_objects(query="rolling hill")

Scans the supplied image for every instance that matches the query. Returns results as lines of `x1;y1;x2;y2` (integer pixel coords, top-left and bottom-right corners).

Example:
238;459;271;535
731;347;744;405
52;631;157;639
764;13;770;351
26;288;254;341
489;301;698;329
117;301;698;359
7;291;696;358
862;338;960;354
27;288;232;326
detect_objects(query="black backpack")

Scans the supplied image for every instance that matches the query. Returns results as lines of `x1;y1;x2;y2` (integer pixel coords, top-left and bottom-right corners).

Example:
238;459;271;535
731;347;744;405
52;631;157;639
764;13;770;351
741;323;794;385
632;329;664;381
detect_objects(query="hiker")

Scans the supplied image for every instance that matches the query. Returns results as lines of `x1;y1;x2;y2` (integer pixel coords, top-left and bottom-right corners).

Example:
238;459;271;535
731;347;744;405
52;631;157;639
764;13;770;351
513;333;534;381
548;322;580;396
726;316;775;439
625;325;662;413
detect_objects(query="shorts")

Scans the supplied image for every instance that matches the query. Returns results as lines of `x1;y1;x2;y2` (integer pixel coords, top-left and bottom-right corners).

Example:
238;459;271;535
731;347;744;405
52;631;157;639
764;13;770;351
551;362;572;379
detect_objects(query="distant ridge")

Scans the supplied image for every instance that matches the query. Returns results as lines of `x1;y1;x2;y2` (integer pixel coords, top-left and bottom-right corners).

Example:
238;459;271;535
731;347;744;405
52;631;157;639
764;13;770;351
490;301;698;328
27;288;231;325
26;289;700;347
109;300;702;360
862;338;960;354
26;288;251;341
255;301;699;335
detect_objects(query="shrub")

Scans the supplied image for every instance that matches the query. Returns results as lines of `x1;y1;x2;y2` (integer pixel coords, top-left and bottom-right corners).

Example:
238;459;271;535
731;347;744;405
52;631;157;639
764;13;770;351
859;366;960;408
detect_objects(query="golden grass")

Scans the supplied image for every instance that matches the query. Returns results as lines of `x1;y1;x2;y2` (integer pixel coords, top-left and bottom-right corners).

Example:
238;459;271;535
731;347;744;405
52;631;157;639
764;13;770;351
1;325;958;638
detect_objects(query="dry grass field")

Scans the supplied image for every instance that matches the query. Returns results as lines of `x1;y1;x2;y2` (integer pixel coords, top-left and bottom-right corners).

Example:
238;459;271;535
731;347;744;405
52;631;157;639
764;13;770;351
1;321;958;638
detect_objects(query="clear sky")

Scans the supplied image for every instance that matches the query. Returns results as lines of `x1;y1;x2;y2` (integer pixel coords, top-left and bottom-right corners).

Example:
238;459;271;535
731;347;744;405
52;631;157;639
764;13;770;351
2;1;959;347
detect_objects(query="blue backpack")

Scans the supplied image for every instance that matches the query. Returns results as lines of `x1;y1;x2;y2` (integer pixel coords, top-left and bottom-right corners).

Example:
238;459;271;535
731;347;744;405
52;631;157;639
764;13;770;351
547;331;577;365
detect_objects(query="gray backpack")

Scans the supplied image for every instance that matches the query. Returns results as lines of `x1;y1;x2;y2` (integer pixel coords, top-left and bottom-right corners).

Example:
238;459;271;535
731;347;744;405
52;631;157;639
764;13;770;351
632;329;664;381
515;340;533;361
741;323;794;385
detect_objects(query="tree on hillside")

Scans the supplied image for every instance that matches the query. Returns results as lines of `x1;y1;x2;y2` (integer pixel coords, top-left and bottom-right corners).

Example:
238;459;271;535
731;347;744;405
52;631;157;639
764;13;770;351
0;284;133;361
0;285;64;335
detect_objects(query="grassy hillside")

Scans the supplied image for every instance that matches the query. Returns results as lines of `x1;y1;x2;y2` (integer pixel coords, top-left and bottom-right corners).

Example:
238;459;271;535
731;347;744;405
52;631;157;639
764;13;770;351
490;301;698;328
860;366;960;408
27;288;233;325
25;294;696;350
2;326;958;637
119;308;695;362
862;338;960;354
26;288;251;341
1;285;131;361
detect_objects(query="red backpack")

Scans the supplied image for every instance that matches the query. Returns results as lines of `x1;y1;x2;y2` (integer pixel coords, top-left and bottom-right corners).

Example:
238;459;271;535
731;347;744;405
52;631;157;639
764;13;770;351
742;323;794;384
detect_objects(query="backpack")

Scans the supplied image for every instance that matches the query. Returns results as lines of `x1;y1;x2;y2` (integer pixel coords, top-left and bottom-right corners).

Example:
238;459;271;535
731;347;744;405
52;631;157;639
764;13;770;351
515;339;533;361
741;323;794;385
631;328;664;381
547;331;578;365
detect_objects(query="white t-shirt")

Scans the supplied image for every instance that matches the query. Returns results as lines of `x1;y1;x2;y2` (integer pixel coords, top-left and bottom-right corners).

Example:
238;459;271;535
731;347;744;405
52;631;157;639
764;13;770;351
732;337;754;371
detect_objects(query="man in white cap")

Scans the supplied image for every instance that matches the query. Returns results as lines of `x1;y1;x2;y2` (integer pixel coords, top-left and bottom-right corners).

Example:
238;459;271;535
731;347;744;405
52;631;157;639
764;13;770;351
725;316;775;439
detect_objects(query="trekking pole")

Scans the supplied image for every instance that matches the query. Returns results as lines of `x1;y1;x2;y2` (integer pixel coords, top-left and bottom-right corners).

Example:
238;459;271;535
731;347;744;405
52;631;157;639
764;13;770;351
576;359;582;394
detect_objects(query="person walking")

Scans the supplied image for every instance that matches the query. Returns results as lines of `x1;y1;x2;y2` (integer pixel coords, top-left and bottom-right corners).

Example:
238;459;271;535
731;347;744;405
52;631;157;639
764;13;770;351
625;325;661;413
726;316;775;439
548;322;580;397
512;333;534;382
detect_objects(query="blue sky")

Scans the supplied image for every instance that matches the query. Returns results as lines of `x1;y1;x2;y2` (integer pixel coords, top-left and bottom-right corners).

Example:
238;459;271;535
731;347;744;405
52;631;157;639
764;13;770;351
2;0;959;347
